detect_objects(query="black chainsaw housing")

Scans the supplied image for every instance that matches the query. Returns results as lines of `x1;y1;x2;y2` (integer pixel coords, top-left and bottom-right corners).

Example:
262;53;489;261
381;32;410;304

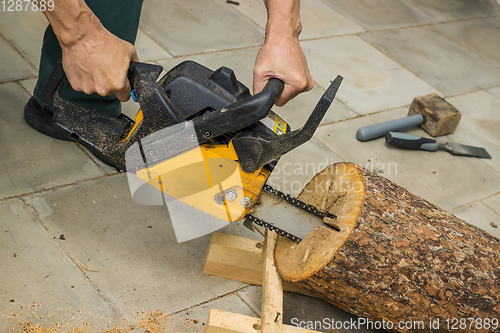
42;60;285;170
42;60;342;172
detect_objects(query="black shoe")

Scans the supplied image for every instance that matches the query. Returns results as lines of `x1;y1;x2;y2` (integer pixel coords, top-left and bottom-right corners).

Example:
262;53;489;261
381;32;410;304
24;97;74;141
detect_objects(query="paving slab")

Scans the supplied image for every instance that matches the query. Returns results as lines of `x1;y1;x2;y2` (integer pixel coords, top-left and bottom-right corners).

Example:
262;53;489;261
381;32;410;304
237;286;382;333
156;48;357;127
362;26;500;96
232;0;365;39
128;293;256;333
314;108;500;212
0;9;46;69
322;0;434;31
489;86;500;99
405;0;497;21
18;78;38;96
436;17;500;69
445;90;500;173
0;82;105;199
0;37;37;83
451;202;500;239
0;198;125;332
135;29;172;62
301;35;438;115
268;138;343;197
484;193;500;216
140;0;264;57
22;174;256;326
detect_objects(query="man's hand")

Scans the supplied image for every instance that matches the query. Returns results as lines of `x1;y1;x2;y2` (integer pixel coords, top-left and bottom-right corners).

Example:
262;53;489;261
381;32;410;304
38;0;137;102
253;0;314;107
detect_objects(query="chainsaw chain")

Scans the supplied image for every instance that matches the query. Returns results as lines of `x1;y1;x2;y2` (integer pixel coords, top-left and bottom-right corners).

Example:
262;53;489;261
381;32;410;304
244;184;336;242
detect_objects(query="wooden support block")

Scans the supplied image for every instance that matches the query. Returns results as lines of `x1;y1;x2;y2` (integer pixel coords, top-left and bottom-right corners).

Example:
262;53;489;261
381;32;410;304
408;93;461;136
203;232;316;297
260;230;283;333
204;309;320;333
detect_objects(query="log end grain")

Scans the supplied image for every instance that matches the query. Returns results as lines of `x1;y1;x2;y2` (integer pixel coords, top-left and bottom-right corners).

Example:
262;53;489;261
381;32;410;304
275;163;364;282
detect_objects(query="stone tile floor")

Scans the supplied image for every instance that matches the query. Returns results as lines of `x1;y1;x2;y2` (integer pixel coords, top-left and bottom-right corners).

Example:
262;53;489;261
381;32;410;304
1;0;499;332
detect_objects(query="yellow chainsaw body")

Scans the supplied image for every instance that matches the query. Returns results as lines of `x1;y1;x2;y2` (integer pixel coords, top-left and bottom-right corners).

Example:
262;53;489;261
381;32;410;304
134;136;269;222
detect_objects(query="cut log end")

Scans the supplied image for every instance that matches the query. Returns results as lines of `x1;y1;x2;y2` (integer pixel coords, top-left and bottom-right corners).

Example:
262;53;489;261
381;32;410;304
275;163;364;282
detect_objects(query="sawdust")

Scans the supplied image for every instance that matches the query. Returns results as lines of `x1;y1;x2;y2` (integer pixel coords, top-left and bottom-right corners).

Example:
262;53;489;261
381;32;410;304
9;322;129;333
8;308;206;333
136;309;166;333
8;310;162;333
7;310;180;333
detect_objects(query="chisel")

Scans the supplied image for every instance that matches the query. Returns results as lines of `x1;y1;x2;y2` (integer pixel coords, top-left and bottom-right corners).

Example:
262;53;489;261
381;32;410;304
385;132;491;159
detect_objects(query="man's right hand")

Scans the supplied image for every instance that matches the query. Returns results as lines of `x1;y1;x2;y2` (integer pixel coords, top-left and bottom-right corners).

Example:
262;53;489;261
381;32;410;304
61;26;138;102
39;0;138;102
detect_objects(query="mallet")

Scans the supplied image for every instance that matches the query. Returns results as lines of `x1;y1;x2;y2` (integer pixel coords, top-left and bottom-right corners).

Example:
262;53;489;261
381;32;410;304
356;93;461;142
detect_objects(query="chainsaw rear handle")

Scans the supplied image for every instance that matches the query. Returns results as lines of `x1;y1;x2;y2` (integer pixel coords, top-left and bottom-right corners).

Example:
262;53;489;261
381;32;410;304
41;60;158;113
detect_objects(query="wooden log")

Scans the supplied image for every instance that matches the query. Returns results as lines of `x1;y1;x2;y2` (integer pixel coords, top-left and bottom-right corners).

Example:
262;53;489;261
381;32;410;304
274;162;500;333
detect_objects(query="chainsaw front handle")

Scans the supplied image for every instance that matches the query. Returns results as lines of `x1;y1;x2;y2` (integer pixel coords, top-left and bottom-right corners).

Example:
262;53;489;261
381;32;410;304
192;77;284;143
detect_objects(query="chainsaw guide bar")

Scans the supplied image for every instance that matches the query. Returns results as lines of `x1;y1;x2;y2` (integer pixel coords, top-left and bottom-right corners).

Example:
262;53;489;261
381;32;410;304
244;184;338;242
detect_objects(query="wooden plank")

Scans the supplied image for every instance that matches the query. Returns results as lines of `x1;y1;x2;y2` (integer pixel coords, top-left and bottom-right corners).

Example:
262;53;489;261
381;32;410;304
203;232;316;297
204;309;320;333
261;230;282;333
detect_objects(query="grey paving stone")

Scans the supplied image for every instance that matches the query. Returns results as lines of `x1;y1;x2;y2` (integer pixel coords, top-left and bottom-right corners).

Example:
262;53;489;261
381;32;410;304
362;26;500;96
140;0;264;57
314;108;500;211
237;286;382;333
128;293;256;332
0;198;125;332
301;35;437;115
436;17;500;68
445;91;500;173
484;193;500;216
489;86;500;99
18;78;38;96
406;0;497;21
156;48;357;127
0;37;37;83
451;202;500;239
22;174;252;326
268;138;343;197
0;82;106;199
135;29;172;62
322;0;434;31
232;0;365;39
0;9;46;69
77;145;121;176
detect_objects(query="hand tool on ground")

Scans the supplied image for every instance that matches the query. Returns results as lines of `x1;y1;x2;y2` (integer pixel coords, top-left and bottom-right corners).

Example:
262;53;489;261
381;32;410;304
42;60;343;242
356;93;461;142
385;132;491;158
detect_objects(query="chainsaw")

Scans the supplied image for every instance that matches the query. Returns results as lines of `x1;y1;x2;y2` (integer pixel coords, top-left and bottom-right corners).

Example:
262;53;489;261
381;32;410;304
42;60;343;242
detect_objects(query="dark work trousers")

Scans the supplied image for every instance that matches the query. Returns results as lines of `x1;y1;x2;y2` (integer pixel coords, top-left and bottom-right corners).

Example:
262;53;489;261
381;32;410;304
33;0;144;117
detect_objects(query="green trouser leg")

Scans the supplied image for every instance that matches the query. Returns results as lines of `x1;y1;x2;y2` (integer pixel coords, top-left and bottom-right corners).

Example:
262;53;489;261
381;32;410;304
33;0;144;118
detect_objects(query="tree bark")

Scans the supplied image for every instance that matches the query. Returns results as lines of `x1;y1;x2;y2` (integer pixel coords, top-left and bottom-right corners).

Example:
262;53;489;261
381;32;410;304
274;162;500;333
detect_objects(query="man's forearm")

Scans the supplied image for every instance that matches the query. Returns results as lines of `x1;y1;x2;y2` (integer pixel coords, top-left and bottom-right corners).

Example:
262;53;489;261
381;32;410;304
254;0;312;106
34;0;102;47
263;0;302;39
32;0;137;100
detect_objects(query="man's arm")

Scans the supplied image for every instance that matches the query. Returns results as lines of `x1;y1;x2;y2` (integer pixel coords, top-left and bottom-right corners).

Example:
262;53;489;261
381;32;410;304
253;0;314;107
36;0;137;102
